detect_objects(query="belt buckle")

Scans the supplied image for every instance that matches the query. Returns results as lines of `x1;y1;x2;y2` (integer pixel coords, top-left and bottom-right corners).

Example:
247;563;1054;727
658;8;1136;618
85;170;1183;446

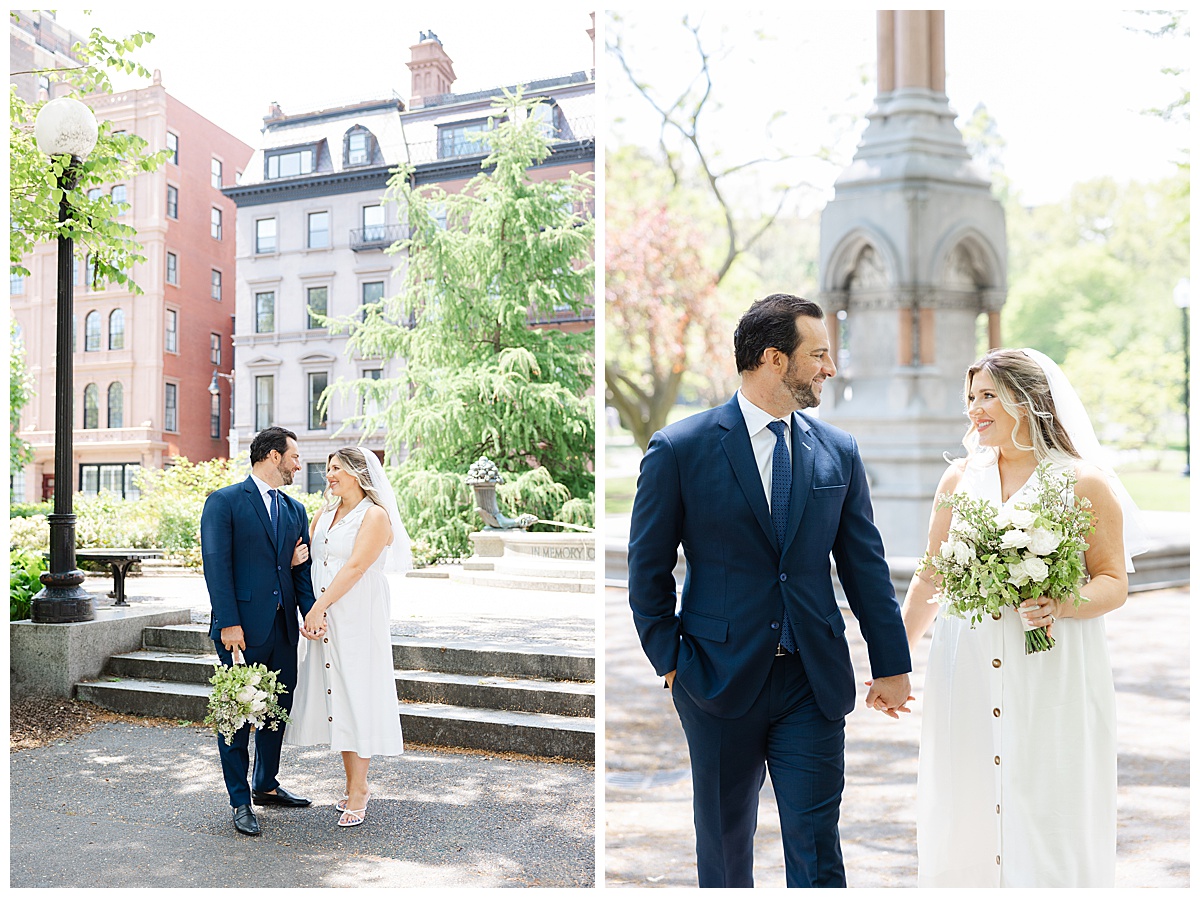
775;643;787;657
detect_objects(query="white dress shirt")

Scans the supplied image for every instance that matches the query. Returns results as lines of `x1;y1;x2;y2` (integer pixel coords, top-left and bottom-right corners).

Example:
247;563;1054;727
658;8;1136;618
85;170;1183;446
249;473;278;518
736;390;811;513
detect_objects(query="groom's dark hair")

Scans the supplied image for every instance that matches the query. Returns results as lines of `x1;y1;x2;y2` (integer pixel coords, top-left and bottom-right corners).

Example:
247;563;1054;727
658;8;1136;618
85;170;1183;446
250;426;298;464
734;293;824;373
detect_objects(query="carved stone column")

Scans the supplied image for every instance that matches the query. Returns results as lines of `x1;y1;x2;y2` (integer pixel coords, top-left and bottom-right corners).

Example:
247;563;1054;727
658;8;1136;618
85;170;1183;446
817;10;1008;557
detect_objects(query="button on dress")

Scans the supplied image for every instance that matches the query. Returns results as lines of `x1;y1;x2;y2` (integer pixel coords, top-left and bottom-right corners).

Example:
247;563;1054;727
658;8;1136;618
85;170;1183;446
285;498;403;758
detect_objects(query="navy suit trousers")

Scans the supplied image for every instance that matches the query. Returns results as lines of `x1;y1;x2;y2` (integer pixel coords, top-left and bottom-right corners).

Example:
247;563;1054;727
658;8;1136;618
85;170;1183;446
672;651;846;888
213;606;297;808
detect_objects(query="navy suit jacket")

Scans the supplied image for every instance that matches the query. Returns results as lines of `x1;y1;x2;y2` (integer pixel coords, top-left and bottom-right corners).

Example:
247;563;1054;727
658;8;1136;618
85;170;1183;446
201;477;317;648
628;395;911;721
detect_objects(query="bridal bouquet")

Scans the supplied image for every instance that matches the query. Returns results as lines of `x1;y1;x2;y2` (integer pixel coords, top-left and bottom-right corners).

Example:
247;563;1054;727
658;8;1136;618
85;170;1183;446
920;462;1095;654
204;659;291;745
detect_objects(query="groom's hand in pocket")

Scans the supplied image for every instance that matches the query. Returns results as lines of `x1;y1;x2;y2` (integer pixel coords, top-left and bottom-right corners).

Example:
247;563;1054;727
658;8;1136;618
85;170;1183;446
221;625;246;656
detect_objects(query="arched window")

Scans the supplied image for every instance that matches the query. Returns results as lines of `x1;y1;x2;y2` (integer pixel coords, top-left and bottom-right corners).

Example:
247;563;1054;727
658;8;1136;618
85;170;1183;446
83;383;99;429
108;309;125;350
107;382;123;428
84;310;101;351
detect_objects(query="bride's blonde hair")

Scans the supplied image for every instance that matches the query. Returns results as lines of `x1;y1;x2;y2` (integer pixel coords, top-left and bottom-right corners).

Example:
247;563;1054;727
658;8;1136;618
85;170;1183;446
322;447;388;512
965;349;1080;464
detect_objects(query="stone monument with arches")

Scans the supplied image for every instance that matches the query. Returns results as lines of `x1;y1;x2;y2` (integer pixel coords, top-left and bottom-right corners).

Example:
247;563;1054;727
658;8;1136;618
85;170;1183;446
818;10;1007;556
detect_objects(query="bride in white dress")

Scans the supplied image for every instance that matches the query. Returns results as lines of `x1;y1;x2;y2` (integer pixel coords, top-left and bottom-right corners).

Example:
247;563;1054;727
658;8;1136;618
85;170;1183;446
284;447;411;828
900;349;1147;887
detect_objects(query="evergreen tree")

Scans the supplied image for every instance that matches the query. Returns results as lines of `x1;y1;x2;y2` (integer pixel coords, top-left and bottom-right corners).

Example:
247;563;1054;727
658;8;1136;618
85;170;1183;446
327;92;595;560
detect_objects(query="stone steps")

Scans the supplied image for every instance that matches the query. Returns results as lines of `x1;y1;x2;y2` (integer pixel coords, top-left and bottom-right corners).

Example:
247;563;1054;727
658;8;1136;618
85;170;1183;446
101;649;593;718
141;626;595;681
77;625;596;761
73;679;595;761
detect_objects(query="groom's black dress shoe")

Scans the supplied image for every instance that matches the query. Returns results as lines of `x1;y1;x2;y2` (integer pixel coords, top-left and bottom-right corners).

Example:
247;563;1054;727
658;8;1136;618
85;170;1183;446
232;804;261;836
252;785;312;808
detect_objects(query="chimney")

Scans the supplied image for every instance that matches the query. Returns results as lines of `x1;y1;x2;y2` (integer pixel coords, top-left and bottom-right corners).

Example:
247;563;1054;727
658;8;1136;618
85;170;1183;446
407;31;456;107
588;12;596;72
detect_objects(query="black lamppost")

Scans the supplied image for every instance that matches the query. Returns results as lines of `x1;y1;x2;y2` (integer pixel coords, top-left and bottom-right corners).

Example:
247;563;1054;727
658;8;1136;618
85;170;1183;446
1175;278;1190;477
31;96;98;623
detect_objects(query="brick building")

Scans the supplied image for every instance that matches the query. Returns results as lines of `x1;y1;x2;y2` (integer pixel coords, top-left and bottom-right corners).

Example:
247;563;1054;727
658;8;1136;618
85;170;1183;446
10;11;253;501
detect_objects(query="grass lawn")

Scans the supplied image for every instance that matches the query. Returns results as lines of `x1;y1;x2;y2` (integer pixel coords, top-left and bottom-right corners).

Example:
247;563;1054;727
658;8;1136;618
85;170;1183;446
1117;470;1191;512
606;475;636;516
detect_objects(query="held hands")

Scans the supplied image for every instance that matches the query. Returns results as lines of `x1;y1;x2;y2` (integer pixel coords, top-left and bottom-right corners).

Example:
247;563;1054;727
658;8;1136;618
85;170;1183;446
291;538;309;567
864;673;914;720
302;605;327;640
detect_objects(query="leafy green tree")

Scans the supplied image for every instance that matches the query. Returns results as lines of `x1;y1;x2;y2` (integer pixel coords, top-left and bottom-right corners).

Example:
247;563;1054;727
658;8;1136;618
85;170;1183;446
10;21;169;289
326;93;595;560
1002;175;1188;452
10;320;34;471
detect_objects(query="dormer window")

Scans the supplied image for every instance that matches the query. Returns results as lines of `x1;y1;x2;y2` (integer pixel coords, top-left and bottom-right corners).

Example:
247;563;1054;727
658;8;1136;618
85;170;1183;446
530;101;562;140
343;126;378;167
437;118;497;159
265;144;317;180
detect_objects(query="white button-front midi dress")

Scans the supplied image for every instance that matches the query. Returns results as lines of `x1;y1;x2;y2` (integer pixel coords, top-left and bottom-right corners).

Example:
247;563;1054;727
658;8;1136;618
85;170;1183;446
916;455;1116;887
285;498;404;758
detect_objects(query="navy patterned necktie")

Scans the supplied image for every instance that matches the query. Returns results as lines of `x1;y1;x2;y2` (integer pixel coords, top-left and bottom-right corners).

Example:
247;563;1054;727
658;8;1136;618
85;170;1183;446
268;488;279;543
766;419;797;654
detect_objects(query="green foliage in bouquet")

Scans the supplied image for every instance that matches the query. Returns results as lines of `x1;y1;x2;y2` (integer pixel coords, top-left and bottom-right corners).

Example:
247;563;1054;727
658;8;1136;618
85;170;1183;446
920;462;1095;653
204;661;291;746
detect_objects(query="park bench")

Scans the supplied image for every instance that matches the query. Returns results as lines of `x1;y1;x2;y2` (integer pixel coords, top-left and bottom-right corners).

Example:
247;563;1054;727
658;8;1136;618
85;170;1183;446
45;548;165;607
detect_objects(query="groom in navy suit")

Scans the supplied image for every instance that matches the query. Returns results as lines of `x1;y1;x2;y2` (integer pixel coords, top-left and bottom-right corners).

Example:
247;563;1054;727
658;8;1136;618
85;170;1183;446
201;426;318;835
628;294;912;887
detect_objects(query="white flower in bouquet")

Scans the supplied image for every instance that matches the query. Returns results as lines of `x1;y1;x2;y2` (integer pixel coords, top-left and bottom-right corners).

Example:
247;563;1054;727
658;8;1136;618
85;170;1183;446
950;520;980;542
1008;554;1050;587
1000;528;1032;550
997;505;1036;529
1027;526;1062;556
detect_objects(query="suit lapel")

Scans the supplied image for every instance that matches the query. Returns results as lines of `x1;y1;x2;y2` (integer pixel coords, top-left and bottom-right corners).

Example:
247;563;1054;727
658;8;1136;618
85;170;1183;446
718;396;776;549
245;477;278;549
782;411;815;554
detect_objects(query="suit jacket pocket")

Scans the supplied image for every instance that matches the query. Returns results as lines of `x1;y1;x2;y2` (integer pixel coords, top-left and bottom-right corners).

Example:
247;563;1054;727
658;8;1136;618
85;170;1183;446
680;609;729;644
825;609;846;637
812;483;848;499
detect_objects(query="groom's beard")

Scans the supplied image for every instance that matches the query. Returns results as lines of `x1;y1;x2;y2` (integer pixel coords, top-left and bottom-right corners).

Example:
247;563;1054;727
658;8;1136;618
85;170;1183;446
783;358;823;410
276;462;295;485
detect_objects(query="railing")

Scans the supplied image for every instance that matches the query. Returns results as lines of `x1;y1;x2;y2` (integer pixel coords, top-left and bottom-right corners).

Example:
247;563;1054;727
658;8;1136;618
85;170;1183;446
349;224;409;252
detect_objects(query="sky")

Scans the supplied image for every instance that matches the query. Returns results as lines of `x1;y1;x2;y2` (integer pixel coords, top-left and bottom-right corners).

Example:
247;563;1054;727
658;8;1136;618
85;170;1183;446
44;7;1187;210
50;5;598;150
607;8;1188;210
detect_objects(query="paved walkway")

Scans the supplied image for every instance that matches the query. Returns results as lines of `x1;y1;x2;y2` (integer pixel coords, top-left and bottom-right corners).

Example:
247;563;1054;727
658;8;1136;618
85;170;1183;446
603;583;1190;887
10;566;596;888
